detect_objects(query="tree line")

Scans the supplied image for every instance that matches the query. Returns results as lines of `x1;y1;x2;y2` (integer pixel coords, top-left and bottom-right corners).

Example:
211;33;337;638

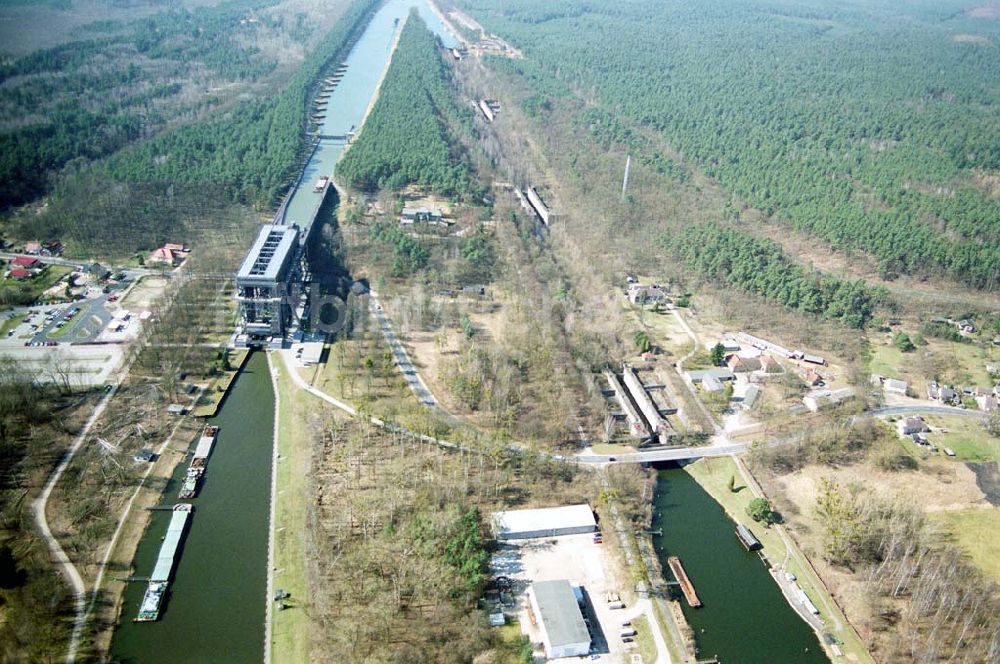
662;222;887;328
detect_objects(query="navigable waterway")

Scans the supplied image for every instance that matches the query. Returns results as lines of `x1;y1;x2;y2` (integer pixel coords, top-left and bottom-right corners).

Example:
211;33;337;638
110;3;457;661
652;466;828;664
282;0;457;232
110;352;274;663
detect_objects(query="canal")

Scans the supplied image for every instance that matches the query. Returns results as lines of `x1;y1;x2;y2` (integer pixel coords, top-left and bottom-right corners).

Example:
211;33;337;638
110;352;274;663
109;2;458;661
652;466;828;664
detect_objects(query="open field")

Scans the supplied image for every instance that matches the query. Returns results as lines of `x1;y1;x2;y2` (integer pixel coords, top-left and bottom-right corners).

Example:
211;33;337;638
913;414;1000;463
934;507;1000;584
870;335;1000;398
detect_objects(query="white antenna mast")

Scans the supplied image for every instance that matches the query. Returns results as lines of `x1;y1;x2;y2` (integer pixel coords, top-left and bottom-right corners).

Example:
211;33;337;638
621;154;631;199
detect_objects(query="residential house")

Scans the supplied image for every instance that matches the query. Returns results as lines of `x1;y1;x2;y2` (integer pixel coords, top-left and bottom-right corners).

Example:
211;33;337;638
927;382;958;403
686;368;735;383
706;338;741;354
727;355;762;373
148;242;189;266
897;417;928;436
702;375;724;392
628;283;669;305
23;241;42;254
802;387;855;412
12;256;41;268
148;246;177;265
9;268;31;279
976;394;998;412
802;368;823;386
758;355;783;374
401;207;443;223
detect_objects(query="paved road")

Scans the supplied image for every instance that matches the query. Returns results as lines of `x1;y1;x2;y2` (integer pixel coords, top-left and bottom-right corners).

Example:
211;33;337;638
871;404;985;419
367;289;441;408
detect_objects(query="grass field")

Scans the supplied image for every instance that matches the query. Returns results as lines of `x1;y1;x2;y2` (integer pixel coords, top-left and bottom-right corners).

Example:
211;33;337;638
934;508;1000;585
869;335;999;395
269;352;317;664
631;615;658;664
920;414;999;463
0;312;26;336
686;456;874;664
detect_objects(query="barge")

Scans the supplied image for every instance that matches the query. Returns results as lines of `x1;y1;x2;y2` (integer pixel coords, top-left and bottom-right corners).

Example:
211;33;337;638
668;555;702;608
177;425;218;499
736;523;762;551
135;504;193;621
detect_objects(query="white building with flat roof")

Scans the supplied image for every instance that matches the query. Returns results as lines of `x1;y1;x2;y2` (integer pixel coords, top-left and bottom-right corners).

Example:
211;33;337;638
528;580;591;659
491;504;596;540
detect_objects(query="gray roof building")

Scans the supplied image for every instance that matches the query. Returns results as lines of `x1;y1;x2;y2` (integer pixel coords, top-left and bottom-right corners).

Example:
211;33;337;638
528;580;591;659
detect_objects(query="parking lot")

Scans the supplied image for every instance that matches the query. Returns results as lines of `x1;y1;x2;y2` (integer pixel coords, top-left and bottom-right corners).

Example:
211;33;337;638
0;280;143;386
491;533;645;663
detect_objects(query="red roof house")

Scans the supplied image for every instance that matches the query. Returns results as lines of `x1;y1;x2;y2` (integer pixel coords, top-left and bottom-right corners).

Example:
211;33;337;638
148;247;175;264
9;268;31;279
12;256;40;267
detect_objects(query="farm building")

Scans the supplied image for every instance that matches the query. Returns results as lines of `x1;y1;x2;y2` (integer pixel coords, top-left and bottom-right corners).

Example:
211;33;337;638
527;580;591;659
686;368;735;383
492;504;596;540
883;378;908;395
802;387;855;412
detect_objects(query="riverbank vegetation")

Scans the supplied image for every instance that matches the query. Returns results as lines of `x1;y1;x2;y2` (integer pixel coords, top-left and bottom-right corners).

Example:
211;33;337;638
457;0;1000;289
748;419;1000;662
337;12;473;195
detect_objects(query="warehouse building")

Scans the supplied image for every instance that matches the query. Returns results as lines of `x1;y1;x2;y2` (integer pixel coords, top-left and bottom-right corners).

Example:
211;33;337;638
528;580;591;659
492;504;597;540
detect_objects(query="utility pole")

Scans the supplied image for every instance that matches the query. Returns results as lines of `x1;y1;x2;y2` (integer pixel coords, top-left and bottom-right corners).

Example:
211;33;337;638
621;154;631;199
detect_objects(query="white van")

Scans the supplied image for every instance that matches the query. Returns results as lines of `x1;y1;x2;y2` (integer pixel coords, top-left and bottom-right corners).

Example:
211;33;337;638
620;628;637;638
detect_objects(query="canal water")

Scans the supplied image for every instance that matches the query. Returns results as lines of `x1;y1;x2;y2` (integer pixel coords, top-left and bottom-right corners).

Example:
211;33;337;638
652;466;828;664
109;353;274;663
282;0;458;233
